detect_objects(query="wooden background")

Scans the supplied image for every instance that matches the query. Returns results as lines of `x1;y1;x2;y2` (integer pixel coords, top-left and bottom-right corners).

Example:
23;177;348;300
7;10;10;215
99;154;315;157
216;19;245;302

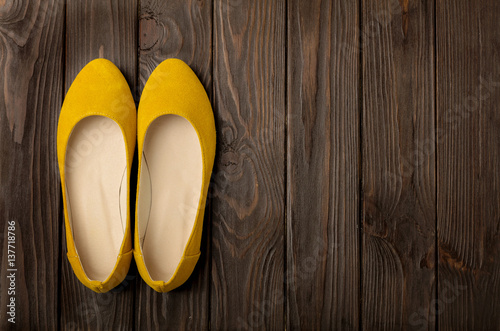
1;0;499;330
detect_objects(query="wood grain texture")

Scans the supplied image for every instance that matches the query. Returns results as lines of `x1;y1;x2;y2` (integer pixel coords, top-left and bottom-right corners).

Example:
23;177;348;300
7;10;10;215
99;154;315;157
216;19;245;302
437;0;500;329
286;0;360;329
2;1;500;329
65;0;137;97
139;0;212;95
61;1;137;329
362;0;436;329
136;0;212;329
0;0;64;329
211;0;286;329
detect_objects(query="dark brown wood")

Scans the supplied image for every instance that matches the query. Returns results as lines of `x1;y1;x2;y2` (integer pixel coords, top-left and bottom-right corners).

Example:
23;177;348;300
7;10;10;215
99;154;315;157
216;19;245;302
139;0;212;95
437;1;500;329
136;0;212;329
2;1;500;329
0;0;64;329
286;0;360;329
211;0;286;329
60;1;137;329
64;0;137;96
362;0;436;329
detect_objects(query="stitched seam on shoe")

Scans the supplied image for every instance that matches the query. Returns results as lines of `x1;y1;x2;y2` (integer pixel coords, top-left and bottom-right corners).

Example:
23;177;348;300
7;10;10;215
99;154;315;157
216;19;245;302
184;251;201;258
118;249;134;258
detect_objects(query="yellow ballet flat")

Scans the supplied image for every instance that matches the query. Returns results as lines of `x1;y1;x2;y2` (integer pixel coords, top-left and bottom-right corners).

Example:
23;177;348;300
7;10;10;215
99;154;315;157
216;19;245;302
57;59;136;293
134;59;216;292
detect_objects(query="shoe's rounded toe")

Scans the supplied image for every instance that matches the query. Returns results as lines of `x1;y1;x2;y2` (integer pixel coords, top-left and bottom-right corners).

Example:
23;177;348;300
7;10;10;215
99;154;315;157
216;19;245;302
63;59;135;121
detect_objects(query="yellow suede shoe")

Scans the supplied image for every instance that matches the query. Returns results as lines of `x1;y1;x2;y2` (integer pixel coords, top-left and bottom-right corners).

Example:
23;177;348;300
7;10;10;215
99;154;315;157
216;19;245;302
57;59;136;293
134;59;216;292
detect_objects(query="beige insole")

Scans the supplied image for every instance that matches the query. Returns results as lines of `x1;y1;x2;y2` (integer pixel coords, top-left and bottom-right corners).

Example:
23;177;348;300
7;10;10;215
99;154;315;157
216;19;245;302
65;116;127;281
138;115;202;282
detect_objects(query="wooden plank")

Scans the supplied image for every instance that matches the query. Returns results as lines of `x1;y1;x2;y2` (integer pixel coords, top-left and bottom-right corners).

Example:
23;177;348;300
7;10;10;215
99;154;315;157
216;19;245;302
65;0;138;95
60;1;137;329
0;0;64;329
135;0;212;329
437;1;500;329
286;0;360;329
211;0;286;329
361;0;436;329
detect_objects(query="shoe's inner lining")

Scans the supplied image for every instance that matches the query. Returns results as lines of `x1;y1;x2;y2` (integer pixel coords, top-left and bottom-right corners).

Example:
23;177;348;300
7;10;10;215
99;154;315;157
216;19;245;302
138;114;202;282
65;116;127;281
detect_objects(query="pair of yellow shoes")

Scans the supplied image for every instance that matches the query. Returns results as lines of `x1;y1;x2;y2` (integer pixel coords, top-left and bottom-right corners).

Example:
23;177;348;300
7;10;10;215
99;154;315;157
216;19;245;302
57;59;216;293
